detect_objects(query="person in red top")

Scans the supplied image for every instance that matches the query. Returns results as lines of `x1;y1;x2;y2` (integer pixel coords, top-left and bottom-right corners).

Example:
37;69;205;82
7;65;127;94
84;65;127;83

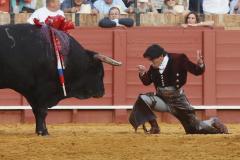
129;44;228;134
0;0;6;7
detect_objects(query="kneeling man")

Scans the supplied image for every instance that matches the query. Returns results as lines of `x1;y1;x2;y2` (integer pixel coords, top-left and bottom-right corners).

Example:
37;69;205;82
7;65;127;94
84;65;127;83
129;44;228;134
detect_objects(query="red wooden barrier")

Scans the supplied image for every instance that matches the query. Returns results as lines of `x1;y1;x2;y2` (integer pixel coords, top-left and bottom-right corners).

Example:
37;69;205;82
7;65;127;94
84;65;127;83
1;26;240;124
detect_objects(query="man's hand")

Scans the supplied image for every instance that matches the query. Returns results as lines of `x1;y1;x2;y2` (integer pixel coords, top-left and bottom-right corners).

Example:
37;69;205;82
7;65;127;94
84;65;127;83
137;65;146;76
197;50;204;67
127;7;134;13
71;7;80;13
91;8;99;14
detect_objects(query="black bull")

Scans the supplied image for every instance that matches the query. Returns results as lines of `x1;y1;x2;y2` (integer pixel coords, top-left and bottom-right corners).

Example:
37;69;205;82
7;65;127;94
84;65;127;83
0;24;121;135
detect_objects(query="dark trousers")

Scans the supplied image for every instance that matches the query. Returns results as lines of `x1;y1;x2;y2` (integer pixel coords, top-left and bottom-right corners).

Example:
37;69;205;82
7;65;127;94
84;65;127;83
156;89;219;134
129;87;226;134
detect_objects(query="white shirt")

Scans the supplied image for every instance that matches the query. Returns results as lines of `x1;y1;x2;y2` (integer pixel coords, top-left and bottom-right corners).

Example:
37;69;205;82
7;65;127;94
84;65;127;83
93;0;127;14
27;7;65;24
203;0;230;14
159;55;169;74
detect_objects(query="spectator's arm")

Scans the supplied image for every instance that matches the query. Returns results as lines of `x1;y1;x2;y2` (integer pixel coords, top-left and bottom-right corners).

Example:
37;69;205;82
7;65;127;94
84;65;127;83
189;21;214;27
89;0;99;14
181;21;214;28
93;0;100;13
86;0;95;9
118;18;134;27
91;8;99;14
198;21;214;27
125;6;134;13
99;17;117;28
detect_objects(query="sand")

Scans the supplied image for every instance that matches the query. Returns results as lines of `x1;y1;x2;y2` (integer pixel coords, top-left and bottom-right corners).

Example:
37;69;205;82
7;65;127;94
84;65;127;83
0;123;240;160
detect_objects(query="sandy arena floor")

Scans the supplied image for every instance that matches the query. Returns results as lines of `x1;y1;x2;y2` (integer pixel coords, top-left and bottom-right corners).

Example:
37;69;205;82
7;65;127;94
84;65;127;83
0;123;240;160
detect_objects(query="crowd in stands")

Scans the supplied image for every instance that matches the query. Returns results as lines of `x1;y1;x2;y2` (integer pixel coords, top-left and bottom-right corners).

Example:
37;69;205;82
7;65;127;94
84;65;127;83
1;0;240;28
1;0;240;15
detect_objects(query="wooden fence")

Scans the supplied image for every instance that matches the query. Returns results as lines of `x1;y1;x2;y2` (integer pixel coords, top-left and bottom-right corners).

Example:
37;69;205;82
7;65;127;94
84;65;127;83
1;13;240;29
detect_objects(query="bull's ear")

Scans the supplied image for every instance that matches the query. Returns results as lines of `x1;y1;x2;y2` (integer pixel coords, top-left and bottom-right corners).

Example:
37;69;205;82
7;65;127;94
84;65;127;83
94;54;122;66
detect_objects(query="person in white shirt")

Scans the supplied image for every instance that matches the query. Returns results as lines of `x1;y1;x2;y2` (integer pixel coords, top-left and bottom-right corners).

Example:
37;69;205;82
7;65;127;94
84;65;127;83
27;0;65;24
93;0;133;14
202;0;229;14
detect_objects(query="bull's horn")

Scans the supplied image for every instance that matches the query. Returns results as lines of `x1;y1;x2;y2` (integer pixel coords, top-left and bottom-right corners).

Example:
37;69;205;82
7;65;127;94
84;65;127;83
94;54;122;66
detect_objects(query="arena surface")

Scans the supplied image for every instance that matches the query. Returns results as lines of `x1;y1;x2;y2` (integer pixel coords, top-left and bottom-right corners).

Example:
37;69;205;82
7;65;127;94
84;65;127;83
0;123;240;160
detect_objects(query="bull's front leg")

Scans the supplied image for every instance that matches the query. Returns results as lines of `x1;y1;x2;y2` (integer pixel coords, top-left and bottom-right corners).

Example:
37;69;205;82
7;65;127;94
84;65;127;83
32;107;49;136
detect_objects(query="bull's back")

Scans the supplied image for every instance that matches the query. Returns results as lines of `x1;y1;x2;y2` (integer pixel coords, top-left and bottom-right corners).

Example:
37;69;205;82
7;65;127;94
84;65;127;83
0;24;56;88
0;24;48;58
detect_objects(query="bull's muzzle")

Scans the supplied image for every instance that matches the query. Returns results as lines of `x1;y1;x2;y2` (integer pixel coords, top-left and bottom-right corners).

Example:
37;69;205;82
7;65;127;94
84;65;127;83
94;54;122;66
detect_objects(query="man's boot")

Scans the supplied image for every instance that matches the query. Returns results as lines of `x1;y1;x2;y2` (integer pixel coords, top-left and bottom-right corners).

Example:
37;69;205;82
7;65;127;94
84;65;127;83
149;119;160;134
211;117;228;134
129;95;157;132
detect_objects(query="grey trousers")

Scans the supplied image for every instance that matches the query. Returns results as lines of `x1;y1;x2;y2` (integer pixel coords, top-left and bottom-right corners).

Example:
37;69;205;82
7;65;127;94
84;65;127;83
140;89;219;134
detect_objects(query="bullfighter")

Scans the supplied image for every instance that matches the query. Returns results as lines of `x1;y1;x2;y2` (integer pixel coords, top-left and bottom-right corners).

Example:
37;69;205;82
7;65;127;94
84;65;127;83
129;44;228;134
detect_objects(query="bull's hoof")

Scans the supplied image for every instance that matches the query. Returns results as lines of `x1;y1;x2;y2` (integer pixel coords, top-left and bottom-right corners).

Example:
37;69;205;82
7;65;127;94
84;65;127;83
149;127;160;134
37;130;50;136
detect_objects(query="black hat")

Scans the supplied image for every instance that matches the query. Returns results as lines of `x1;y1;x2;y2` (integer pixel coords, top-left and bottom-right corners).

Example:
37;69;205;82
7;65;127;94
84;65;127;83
143;44;166;60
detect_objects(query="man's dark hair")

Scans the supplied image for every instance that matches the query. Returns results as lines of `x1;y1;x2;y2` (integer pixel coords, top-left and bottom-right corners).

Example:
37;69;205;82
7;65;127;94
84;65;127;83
108;7;121;15
143;44;166;60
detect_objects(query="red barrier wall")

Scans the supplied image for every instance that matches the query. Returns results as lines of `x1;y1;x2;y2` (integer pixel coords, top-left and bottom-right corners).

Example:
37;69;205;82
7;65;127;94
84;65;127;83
1;27;240;124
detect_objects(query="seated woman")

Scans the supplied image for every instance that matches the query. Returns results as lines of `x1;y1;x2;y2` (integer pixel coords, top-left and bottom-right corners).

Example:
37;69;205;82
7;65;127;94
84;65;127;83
98;7;134;28
181;11;214;28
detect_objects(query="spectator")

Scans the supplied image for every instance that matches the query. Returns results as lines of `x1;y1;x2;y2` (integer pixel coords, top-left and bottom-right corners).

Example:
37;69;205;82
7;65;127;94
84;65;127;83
0;0;6;12
150;0;164;13
162;0;186;14
98;6;134;27
61;0;98;13
0;0;6;6
189;0;203;14
22;0;37;12
137;0;152;13
11;0;37;13
202;0;229;14
93;0;134;14
230;0;240;14
27;0;64;24
181;11;214;28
